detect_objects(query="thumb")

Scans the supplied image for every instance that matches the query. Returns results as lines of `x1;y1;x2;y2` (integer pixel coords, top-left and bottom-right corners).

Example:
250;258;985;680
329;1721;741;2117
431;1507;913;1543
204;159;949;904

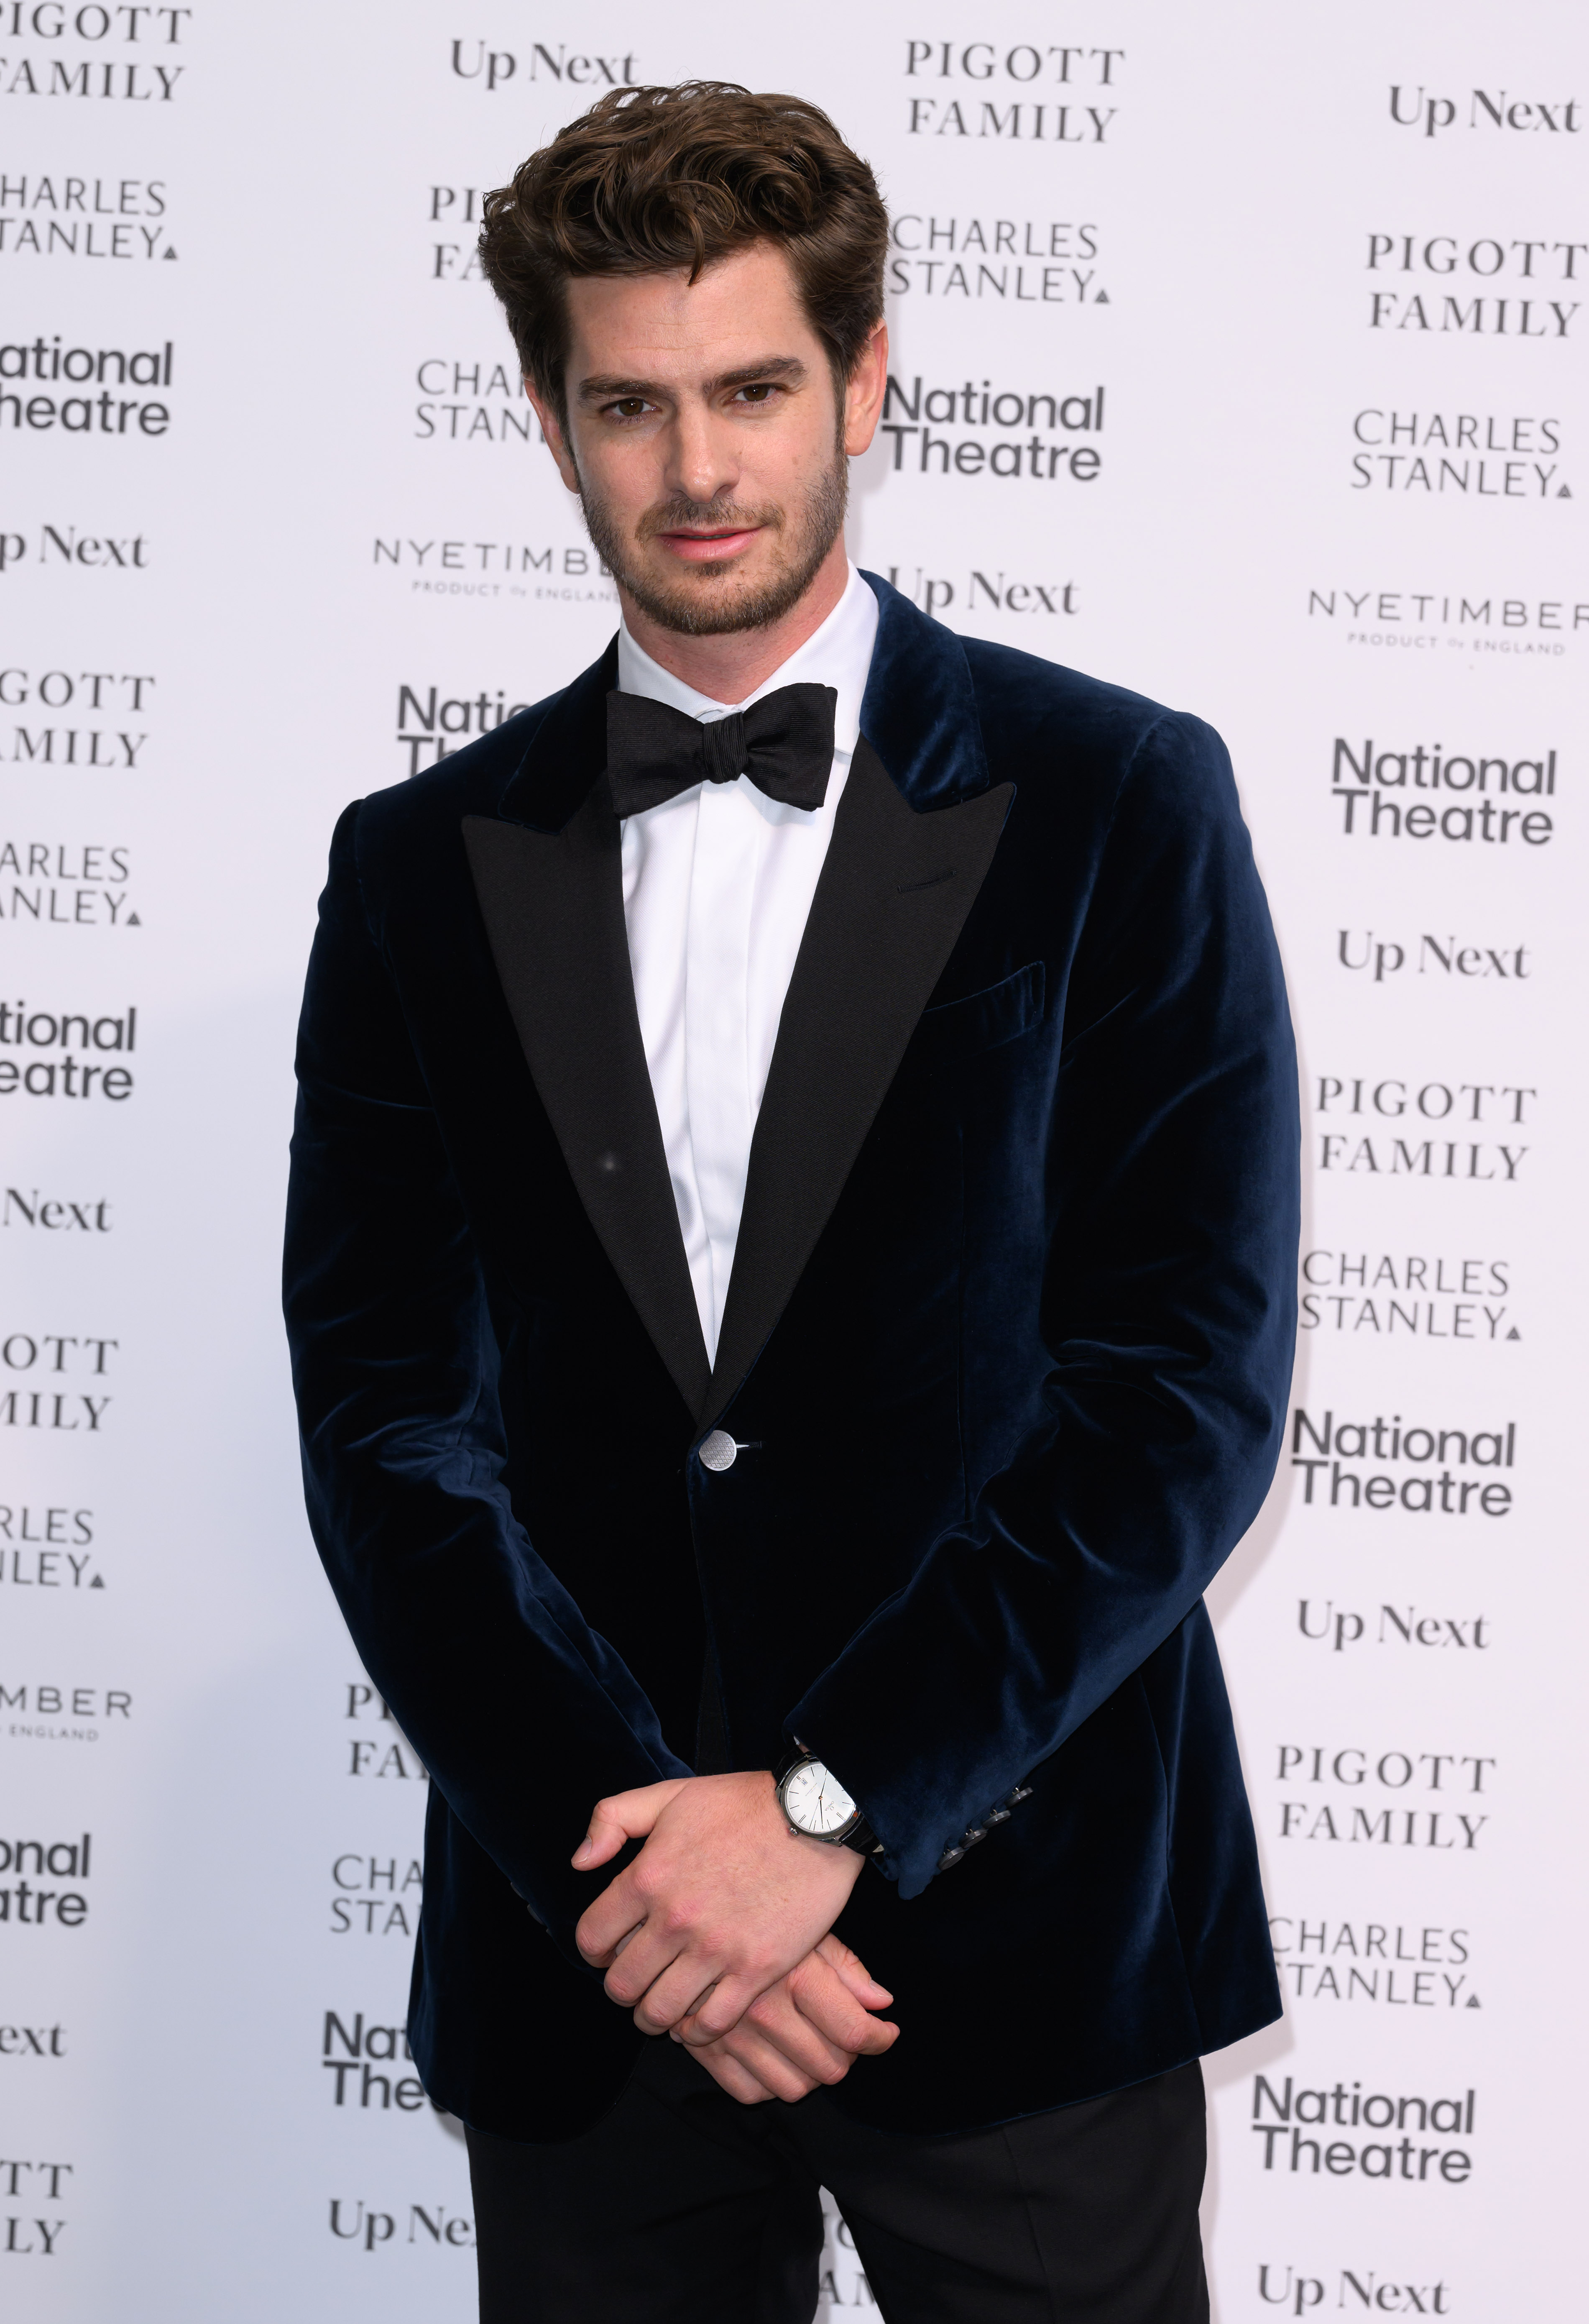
572;1779;688;1869
815;1931;893;2008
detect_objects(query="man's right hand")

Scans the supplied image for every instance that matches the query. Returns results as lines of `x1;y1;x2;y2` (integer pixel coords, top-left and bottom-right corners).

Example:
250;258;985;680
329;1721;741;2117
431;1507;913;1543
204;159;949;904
672;1932;899;2105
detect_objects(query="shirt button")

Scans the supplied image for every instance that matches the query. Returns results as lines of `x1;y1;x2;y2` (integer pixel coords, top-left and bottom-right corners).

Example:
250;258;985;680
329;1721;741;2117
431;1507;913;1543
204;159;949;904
698;1430;737;1472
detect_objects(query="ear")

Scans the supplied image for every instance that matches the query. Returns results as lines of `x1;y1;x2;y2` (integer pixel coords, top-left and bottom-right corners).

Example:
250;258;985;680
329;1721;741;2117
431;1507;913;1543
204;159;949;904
525;379;582;493
843;318;889;459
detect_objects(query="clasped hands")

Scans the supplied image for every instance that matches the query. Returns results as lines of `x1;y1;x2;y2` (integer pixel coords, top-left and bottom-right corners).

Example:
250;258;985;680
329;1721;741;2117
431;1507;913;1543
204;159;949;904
572;1770;899;2106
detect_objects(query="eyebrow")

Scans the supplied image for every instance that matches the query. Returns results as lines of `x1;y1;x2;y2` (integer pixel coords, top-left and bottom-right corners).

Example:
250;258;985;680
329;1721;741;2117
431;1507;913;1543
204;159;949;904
575;356;809;404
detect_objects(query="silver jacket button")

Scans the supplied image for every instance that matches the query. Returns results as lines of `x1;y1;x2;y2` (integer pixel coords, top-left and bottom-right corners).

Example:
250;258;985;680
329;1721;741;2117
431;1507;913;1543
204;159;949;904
698;1429;737;1472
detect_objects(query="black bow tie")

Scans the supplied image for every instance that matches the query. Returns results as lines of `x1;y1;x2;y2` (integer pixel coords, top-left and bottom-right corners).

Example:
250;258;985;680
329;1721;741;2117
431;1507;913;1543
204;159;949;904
605;683;837;820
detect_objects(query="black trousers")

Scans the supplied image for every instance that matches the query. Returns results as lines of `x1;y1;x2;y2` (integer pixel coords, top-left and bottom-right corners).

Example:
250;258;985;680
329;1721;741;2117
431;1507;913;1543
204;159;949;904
466;2039;1208;2323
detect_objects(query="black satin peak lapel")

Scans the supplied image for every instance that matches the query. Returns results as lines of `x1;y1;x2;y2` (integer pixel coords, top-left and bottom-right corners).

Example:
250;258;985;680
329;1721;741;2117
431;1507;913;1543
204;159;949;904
705;740;1013;1425
462;799;711;1418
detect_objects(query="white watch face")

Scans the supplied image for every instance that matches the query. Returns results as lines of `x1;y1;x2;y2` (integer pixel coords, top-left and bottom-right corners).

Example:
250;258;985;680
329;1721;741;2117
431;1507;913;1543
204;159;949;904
783;1758;857;1837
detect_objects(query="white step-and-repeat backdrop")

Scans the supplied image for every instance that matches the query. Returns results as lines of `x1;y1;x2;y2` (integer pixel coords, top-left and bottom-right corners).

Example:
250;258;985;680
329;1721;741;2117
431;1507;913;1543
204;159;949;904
4;3;1584;2315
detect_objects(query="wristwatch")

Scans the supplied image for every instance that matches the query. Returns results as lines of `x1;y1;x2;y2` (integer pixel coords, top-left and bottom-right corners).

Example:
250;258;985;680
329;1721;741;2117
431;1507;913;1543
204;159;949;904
774;1742;883;1857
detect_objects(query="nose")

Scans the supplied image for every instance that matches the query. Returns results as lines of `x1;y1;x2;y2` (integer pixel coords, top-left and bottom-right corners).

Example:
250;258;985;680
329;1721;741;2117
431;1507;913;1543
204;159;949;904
664;398;740;511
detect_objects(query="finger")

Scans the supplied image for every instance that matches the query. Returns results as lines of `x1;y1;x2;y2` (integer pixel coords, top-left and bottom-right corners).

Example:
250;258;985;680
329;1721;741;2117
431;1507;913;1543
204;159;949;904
687;2042;780;2106
814;1933;894;2007
600;1921;693;2008
677;1981;849;2084
679;1969;874;2082
674;2026;789;2119
712;2019;826;2104
786;1955;899;2056
683;1962;794;2043
577;1857;689;1969
574;1870;649;1967
572;1779;689;1870
740;1986;855;2084
628;1951;728;2037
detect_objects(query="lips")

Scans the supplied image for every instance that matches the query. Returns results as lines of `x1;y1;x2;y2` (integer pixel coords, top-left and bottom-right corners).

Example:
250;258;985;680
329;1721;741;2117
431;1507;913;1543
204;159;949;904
658;526;762;562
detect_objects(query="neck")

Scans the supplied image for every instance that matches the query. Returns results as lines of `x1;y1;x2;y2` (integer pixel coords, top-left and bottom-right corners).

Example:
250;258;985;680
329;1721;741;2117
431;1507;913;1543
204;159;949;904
618;536;851;705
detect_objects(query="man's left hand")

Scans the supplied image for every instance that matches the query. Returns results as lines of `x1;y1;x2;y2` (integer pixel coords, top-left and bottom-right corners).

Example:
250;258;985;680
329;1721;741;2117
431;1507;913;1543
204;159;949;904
573;1771;864;2040
677;1933;900;2104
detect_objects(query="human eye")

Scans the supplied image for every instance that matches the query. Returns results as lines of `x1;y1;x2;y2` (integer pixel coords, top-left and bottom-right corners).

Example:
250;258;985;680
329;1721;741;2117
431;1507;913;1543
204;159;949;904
600;395;657;423
731;381;782;408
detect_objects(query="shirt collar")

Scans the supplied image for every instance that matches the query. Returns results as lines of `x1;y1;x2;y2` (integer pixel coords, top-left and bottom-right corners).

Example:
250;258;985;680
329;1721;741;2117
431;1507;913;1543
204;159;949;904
615;562;879;753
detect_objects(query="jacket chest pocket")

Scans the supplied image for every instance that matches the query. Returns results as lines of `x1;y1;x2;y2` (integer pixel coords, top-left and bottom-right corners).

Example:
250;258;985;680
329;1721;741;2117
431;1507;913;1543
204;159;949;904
902;961;1046;1072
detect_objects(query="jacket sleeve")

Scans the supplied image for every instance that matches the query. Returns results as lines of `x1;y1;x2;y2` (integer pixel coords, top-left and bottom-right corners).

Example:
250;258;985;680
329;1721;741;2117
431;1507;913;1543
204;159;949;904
284;803;691;1951
787;712;1300;1898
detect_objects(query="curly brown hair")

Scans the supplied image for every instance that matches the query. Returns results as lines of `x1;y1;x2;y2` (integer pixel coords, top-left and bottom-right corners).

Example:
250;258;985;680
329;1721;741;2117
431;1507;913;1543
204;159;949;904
477;82;889;423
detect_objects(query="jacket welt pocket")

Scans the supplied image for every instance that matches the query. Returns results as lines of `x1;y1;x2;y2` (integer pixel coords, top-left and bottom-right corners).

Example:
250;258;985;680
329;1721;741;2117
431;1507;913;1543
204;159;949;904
906;961;1046;1068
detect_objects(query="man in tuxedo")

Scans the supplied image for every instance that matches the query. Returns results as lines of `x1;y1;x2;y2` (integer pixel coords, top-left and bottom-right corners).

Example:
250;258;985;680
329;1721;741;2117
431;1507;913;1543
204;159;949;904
285;81;1298;2324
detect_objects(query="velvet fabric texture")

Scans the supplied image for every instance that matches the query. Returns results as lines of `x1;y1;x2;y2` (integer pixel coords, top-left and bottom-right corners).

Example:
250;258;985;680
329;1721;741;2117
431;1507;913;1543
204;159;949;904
284;573;1298;2142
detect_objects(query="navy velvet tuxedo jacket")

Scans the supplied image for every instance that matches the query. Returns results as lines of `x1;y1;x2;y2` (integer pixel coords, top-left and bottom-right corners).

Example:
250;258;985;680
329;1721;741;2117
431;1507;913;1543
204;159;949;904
284;574;1298;2142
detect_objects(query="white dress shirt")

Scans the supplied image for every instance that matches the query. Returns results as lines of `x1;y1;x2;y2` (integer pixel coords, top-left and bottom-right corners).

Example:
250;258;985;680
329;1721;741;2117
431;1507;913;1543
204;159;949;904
615;562;880;1368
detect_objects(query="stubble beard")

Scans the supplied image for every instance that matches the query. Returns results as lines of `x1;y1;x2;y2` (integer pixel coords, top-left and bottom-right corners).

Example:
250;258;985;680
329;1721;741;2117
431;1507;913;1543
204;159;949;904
575;440;849;638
